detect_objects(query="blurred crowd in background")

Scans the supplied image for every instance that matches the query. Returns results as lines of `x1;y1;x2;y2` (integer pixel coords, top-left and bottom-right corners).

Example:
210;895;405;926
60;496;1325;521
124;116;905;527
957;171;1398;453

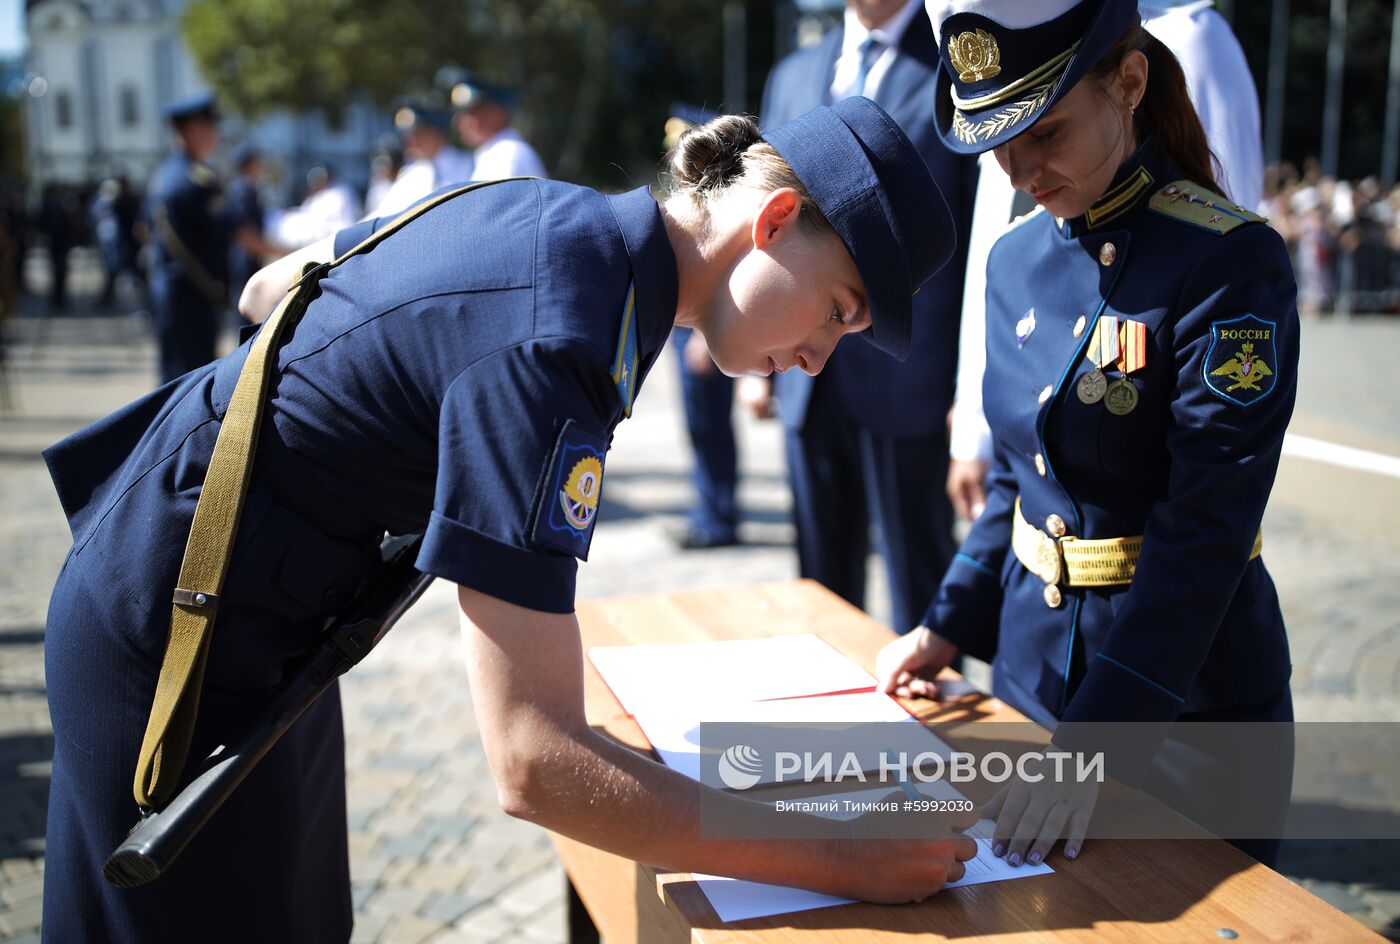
4;155;1400;323
1261;159;1400;317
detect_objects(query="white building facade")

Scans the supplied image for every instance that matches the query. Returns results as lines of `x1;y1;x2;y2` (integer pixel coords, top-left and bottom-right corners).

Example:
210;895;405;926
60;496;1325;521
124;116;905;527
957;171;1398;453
23;0;387;194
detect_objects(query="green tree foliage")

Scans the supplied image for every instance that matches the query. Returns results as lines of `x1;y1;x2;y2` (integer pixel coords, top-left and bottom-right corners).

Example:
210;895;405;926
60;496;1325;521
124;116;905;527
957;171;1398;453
182;0;732;187
1229;0;1396;180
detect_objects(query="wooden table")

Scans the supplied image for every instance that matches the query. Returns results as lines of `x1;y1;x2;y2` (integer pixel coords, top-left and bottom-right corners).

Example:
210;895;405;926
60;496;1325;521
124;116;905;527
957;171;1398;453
550;580;1383;943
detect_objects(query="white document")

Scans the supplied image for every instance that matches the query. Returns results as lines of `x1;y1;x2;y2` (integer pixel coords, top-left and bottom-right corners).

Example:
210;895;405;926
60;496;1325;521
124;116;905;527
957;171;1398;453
629;691;942;785
690;783;1054;924
589;634;877;716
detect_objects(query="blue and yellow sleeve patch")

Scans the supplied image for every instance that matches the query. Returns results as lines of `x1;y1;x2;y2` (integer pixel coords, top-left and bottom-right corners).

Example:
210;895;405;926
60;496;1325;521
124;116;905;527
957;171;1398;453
1203;314;1279;406
532;419;607;560
611;283;639;417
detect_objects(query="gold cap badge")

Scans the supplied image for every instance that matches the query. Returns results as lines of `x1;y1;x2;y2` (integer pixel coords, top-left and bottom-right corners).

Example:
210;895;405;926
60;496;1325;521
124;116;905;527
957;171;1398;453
948;28;1002;83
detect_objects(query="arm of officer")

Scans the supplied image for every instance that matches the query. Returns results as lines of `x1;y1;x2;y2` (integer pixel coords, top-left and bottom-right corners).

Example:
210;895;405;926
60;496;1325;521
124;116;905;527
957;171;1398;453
457;585;976;902
1056;223;1299;779
237;234;334;323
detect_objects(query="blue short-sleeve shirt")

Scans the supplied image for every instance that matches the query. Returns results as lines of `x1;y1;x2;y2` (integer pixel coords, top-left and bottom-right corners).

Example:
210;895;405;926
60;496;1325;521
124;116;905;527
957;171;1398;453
281;180;677;612
48;180;677;618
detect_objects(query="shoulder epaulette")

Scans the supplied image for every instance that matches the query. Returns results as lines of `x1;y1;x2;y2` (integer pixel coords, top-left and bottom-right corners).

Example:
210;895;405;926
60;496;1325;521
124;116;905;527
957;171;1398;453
1148;180;1266;235
610;282;639;417
188;162;217;188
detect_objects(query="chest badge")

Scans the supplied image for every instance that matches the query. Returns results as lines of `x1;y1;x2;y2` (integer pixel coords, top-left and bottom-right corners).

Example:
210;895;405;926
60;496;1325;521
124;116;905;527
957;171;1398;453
1205;314;1279;406
1016;308;1037;347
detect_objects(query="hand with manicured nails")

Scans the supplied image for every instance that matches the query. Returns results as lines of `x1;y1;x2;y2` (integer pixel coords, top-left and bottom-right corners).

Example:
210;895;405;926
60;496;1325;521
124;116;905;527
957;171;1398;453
876;626;960;701
980;772;1098;867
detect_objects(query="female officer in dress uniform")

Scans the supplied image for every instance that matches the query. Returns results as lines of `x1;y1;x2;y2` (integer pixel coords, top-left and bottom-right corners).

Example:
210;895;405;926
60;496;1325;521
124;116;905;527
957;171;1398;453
878;0;1298;868
42;98;976;943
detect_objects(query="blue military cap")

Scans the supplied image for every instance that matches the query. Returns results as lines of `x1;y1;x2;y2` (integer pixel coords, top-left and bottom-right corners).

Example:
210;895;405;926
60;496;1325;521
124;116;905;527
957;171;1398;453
163;92;218;125
436;67;519;111
926;0;1140;154
765;96;954;361
393;97;451;133
231;141;260;169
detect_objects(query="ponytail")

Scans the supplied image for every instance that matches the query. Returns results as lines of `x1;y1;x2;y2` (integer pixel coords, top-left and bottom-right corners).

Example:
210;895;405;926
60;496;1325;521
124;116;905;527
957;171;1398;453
1090;26;1225;199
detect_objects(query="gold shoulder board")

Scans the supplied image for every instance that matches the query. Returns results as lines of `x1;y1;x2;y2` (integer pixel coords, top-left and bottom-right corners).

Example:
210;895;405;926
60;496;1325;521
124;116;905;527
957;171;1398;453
1148;180;1266;236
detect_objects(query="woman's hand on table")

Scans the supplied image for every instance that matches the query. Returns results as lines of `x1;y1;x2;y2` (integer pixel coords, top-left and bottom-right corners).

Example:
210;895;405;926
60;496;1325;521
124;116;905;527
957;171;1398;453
981;771;1098;866
876;626;960;700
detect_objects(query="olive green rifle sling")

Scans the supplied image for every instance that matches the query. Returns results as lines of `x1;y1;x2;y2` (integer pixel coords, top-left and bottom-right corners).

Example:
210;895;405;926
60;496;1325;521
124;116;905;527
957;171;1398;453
133;178;527;810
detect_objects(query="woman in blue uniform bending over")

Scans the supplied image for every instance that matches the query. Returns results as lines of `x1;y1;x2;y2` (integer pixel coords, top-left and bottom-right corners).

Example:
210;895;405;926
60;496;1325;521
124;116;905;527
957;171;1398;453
43;98;976;942
879;0;1298;868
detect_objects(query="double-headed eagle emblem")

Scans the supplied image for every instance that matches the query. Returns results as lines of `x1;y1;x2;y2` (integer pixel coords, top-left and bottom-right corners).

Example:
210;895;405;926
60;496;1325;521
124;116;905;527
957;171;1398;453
1211;342;1273;393
948;28;1002;83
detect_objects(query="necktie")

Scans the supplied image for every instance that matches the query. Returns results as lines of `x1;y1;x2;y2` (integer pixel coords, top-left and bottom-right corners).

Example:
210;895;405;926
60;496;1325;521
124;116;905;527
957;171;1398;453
848;36;882;99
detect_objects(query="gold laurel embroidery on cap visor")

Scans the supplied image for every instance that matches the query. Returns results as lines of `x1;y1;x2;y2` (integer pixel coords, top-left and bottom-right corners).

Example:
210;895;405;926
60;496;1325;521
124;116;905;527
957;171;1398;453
951;79;1054;144
559;456;603;530
948;28;1002;82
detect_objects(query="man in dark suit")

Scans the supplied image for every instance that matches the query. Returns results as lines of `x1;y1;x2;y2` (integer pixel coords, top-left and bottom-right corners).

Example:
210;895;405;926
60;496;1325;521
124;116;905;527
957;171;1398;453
758;0;978;635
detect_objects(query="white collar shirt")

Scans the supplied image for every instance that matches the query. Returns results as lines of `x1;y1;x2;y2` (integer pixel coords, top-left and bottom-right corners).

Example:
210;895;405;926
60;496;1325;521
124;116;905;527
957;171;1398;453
470;127;548;182
828;0;925;103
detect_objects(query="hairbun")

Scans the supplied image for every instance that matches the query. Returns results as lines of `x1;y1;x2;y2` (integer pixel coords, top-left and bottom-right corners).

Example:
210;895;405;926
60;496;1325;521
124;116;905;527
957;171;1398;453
668;114;764;195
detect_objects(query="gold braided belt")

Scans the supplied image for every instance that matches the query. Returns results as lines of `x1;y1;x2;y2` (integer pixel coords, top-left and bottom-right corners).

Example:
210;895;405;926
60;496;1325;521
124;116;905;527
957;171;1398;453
1011;497;1262;590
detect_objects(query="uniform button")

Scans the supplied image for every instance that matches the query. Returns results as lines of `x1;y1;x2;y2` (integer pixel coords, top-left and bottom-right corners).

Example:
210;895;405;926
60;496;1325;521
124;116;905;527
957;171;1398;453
1045;514;1067;538
1034;453;1047;477
1038;385;1054;404
1073;315;1086;338
1043;584;1063;608
1099;242;1117;266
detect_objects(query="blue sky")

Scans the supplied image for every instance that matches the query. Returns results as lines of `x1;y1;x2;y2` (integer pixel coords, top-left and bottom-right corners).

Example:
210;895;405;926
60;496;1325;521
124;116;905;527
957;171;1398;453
1;0;25;59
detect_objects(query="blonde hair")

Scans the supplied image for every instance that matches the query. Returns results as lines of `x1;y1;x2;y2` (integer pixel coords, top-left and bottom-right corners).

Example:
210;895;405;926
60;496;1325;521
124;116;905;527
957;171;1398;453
666;114;834;237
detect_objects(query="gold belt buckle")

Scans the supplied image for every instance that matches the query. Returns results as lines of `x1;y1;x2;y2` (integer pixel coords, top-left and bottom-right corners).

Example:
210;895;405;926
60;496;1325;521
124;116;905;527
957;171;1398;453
1033;531;1064;586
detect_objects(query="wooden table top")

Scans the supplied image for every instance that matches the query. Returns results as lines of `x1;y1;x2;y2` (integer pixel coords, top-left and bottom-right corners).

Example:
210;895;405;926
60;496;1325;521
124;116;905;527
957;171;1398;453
550;579;1383;943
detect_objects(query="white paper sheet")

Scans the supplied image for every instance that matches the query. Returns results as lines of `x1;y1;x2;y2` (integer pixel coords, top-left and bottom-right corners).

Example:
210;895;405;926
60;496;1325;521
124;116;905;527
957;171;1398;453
629;691;944;785
588;634;877;715
689;784;1054;925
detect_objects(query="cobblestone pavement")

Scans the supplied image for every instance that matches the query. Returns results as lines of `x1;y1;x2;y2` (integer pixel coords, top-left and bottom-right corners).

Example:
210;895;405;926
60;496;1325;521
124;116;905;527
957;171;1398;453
2;300;1399;941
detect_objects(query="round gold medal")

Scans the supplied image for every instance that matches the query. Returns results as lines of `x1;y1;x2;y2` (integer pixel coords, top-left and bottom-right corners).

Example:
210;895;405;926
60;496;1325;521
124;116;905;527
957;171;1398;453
1104;378;1139;415
1076;369;1107;404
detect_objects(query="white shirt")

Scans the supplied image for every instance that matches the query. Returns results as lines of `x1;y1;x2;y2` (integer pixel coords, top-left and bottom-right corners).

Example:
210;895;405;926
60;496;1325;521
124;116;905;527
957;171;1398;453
1142;0;1264;211
829;0;926;103
270;182;363;249
470;127;548;181
949;0;1266;464
371;146;475;219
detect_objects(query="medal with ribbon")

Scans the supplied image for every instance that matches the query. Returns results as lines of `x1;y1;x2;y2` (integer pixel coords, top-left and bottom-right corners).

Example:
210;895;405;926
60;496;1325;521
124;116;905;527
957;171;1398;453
1077;315;1115;404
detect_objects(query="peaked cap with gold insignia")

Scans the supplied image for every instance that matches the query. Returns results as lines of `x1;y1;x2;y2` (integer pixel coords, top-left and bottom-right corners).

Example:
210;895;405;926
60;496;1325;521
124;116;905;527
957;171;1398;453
925;0;1140;154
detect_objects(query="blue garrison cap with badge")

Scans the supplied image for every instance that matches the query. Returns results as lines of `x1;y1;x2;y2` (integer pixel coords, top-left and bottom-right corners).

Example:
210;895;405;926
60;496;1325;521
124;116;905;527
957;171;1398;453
765;96;955;361
436;67;520;112
163;91;219;125
926;0;1139;154
393;97;452;133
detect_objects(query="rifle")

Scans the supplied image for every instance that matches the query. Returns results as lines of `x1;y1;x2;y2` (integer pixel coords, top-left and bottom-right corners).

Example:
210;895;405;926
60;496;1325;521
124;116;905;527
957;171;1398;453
103;533;435;888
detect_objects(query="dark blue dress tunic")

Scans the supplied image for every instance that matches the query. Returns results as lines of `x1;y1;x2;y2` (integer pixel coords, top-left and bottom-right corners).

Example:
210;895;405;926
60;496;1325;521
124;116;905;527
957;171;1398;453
41;181;677;942
920;142;1298;861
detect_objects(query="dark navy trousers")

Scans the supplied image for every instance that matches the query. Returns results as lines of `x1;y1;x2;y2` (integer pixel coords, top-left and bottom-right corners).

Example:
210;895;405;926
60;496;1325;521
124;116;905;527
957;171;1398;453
672;329;739;542
784;377;956;636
